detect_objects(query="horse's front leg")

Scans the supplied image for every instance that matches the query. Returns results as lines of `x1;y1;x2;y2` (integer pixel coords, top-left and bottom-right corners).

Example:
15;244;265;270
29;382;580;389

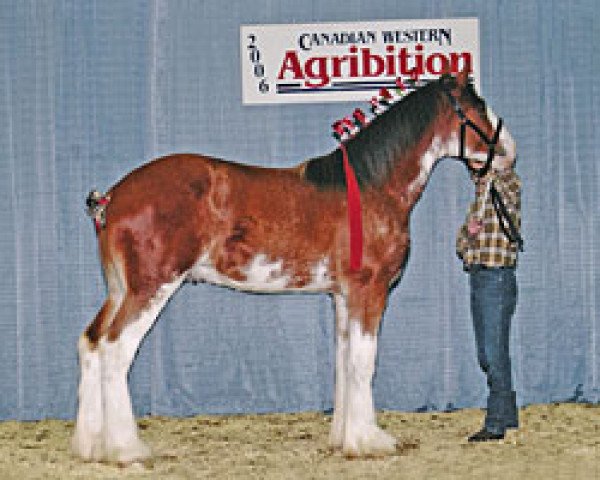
340;286;396;457
329;293;349;449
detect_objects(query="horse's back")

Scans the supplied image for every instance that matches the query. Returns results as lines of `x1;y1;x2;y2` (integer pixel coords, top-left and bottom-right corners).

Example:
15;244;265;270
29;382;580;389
98;154;217;296
96;153;344;296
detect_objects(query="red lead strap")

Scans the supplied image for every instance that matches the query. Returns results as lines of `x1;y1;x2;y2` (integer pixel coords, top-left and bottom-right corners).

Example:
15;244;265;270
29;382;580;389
339;142;363;271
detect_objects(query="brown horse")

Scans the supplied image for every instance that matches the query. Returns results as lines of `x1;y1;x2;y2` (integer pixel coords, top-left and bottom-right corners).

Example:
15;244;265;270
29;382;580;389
72;71;516;463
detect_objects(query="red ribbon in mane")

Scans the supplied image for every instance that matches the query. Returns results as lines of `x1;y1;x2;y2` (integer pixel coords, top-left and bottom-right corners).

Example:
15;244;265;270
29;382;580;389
339;142;363;271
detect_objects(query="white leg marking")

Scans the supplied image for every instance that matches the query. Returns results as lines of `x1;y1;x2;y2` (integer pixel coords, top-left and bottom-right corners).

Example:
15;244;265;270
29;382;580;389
72;335;104;461
465;107;517;170
72;290;123;461
330;294;349;449
100;278;182;463
343;321;396;457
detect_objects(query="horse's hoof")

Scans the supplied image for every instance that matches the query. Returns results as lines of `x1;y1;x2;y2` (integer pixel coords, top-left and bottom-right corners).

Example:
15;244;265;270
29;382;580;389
342;426;397;458
104;439;152;465
328;424;344;450
71;432;105;462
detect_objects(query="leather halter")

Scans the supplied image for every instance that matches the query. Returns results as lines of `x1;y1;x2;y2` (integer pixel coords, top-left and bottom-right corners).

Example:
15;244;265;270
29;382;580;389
445;90;523;252
444;90;503;178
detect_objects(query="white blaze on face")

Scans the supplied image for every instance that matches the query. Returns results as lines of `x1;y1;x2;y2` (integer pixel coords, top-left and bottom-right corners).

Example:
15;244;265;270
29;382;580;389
463;106;516;171
486;106;516;170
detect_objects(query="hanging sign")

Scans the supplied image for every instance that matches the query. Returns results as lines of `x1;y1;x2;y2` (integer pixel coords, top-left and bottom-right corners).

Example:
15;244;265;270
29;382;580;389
241;18;479;104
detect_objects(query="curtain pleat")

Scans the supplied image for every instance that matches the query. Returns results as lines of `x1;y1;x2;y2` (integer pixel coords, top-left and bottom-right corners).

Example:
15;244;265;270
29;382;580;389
0;0;598;420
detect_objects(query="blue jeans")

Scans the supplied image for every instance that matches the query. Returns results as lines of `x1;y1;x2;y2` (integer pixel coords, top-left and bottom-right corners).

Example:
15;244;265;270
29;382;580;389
469;266;518;434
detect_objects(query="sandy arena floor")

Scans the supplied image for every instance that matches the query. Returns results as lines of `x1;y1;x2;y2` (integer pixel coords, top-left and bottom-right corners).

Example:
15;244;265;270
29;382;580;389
0;403;598;479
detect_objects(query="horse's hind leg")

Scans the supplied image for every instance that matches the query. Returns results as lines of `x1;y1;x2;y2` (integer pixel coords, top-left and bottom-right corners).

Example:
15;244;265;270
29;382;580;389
72;290;123;461
99;278;183;464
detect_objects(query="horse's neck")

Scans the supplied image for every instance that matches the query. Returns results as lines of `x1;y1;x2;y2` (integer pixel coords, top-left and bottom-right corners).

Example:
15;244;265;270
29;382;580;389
384;129;454;208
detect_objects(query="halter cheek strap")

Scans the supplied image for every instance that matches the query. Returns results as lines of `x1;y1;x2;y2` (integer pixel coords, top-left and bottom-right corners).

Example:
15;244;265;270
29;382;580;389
445;91;503;178
445;91;523;251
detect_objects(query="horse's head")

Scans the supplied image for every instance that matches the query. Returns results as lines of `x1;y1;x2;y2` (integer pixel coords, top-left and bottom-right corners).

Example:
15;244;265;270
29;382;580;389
442;70;516;175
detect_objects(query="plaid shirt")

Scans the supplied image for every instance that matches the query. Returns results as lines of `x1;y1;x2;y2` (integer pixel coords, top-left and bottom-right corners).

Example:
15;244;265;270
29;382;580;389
457;168;522;268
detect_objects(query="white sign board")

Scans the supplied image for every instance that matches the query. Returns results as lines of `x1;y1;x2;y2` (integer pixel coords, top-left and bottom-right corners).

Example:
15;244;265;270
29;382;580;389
241;18;480;104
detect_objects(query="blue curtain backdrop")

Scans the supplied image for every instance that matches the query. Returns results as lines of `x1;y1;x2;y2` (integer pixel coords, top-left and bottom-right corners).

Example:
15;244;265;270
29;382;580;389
0;0;598;421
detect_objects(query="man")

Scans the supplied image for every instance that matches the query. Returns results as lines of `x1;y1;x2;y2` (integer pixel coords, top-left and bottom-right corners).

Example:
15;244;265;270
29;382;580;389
456;160;522;442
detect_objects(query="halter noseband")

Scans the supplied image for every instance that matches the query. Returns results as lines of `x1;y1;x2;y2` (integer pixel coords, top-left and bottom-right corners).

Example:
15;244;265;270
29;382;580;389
445;90;503;178
445;89;523;251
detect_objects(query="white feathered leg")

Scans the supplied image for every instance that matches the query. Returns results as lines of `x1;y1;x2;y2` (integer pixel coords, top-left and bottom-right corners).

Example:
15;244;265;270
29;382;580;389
329;293;349;449
72;335;105;461
100;278;182;464
342;320;396;457
73;291;123;461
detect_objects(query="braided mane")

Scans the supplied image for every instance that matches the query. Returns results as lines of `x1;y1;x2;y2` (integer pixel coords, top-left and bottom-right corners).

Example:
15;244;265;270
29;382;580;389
303;78;449;190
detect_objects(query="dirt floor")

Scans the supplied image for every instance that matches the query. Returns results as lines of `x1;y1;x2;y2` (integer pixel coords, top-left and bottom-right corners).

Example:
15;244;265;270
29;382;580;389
0;403;598;479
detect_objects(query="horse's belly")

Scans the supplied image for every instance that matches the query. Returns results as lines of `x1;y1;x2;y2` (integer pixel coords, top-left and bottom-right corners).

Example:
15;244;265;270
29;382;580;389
186;252;333;293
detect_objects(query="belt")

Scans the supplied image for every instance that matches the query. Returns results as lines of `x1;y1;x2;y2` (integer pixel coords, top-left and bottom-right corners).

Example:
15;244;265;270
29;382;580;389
465;264;515;272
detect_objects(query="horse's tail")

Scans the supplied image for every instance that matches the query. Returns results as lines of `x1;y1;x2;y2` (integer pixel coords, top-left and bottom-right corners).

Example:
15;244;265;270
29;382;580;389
85;189;111;233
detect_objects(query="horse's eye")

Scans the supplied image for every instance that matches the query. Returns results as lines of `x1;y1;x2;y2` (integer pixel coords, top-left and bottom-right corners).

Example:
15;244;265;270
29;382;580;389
473;99;487;117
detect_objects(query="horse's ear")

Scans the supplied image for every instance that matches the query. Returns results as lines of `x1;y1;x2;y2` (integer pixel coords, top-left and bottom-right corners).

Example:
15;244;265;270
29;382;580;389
439;71;454;89
440;63;452;76
456;67;471;88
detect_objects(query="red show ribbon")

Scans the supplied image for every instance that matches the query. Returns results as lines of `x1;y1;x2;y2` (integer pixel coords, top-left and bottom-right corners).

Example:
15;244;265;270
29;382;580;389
395;77;406;92
339;143;363;271
379;87;393;100
352;108;367;127
94;196;110;234
332;120;345;141
369;96;380;114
